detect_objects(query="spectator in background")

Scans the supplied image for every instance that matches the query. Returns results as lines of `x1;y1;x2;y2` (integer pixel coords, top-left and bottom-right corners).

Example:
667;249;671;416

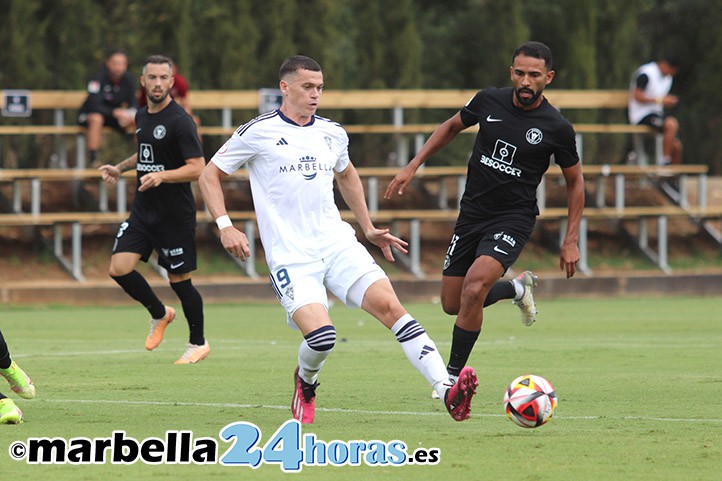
628;56;682;165
78;50;137;166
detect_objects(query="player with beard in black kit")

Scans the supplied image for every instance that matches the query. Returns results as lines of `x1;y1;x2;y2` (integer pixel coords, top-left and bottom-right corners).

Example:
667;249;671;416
385;41;585;391
99;55;209;365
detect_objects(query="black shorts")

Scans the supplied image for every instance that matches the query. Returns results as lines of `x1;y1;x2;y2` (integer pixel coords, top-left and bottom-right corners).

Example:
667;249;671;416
112;217;197;274
442;213;536;277
77;112;126;133
637;113;665;132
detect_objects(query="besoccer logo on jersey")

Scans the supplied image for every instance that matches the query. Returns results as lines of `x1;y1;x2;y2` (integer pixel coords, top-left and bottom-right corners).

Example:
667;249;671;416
137;143;165;172
491;139;517;165
139;143;154;163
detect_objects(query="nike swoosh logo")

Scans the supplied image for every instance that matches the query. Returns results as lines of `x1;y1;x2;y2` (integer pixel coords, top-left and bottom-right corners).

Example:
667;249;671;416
486;115;503;122
169;262;185;269
493;245;509;255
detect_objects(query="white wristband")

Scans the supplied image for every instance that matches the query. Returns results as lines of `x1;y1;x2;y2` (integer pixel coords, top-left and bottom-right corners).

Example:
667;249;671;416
215;215;232;230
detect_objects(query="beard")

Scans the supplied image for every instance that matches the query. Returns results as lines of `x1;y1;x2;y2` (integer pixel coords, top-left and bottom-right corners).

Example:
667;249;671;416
147;89;171;104
514;87;542;107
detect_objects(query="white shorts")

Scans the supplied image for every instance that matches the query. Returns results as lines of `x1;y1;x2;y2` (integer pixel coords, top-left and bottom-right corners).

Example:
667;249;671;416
269;242;387;328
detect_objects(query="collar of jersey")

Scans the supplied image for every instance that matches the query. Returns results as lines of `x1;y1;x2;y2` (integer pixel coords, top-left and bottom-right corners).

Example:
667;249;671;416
277;109;316;127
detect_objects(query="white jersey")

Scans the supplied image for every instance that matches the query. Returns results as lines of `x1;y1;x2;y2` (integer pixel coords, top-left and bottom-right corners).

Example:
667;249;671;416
628;61;673;124
211;109;357;269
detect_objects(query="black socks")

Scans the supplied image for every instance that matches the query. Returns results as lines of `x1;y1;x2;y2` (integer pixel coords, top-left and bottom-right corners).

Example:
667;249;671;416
446;324;481;378
111;270;165;319
170;279;205;346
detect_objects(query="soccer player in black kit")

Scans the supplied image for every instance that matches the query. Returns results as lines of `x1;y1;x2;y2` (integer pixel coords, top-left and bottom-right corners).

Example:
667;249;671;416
99;55;209;365
385;41;584;391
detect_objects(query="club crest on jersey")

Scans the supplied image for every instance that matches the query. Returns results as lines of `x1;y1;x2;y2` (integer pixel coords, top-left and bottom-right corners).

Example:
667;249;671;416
153;125;167;139
526;128;543;145
493;232;516;247
324;135;333;152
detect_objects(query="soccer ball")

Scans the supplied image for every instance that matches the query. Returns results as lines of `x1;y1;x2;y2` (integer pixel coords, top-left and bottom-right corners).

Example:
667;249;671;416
502;374;557;428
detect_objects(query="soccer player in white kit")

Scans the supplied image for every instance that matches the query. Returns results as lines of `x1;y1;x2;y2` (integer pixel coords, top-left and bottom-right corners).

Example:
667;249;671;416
199;55;477;424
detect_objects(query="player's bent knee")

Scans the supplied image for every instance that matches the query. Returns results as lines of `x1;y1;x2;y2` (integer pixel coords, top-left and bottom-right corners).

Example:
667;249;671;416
108;264;130;277
441;297;460;315
87;113;105;126
664;116;679;133
305;325;336;352
461;279;493;307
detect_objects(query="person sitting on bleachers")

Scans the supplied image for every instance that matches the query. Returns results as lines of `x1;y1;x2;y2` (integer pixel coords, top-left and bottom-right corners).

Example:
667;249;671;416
77;49;137;166
628;56;682;165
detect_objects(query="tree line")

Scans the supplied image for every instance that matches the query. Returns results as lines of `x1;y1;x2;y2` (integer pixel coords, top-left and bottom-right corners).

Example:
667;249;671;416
1;0;721;172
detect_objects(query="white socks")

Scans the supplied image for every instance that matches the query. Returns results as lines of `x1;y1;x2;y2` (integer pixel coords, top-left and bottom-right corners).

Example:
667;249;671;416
512;277;525;300
391;314;451;399
298;325;336;385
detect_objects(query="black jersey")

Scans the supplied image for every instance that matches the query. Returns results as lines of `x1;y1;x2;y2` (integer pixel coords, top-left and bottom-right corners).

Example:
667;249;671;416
457;87;579;221
79;67;137;117
132;100;203;230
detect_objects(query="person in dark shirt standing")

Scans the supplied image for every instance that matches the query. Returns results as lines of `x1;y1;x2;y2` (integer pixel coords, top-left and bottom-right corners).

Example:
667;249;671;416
99;55;209;365
78;50;138;166
385;41;584;389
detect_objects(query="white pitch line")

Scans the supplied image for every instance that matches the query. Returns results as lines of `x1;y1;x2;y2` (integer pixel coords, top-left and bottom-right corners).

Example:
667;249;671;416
38;399;722;424
9;345;280;358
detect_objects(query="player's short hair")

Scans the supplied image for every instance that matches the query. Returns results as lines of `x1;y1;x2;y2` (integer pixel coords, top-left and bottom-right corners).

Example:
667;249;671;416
105;49;128;60
661;54;680;69
142;55;174;75
513;41;553;70
279;55;322;80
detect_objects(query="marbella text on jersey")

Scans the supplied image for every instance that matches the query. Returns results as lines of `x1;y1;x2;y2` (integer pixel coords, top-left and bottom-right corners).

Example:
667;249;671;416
278;157;334;174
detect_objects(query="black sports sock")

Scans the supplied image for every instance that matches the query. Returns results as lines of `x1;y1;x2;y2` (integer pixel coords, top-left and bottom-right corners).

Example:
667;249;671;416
446;324;481;377
170;279;205;346
0;329;11;369
111;271;166;319
484;280;516;307
89;150;97;164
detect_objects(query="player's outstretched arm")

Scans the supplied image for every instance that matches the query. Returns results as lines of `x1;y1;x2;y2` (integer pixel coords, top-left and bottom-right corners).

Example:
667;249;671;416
199;162;251;260
99;153;138;185
138;156;204;192
559;162;585;278
335;163;407;262
384;112;467;199
365;227;409;262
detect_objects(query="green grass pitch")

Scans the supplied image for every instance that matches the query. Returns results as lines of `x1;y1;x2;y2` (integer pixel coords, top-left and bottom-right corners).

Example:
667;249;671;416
1;296;721;480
